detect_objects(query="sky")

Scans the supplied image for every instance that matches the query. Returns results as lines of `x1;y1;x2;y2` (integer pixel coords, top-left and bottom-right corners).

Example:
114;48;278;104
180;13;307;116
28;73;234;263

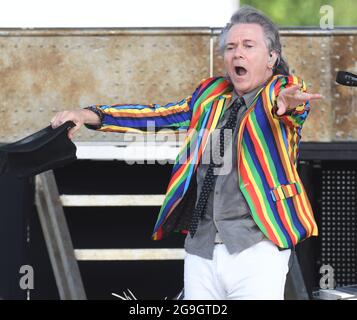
0;0;239;28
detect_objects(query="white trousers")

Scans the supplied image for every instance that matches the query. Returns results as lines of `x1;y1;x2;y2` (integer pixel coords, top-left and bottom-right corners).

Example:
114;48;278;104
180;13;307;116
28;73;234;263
184;240;291;300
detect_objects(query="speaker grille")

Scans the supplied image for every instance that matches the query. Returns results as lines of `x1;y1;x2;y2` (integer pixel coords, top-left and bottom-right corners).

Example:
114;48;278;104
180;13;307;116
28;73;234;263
320;168;357;286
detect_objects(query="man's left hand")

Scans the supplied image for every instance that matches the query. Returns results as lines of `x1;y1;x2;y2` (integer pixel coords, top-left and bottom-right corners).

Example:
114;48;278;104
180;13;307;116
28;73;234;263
277;85;322;116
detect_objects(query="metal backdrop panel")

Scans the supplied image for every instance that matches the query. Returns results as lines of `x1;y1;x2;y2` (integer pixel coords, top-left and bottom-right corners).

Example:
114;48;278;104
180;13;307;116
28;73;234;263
0;29;210;142
1;28;357;143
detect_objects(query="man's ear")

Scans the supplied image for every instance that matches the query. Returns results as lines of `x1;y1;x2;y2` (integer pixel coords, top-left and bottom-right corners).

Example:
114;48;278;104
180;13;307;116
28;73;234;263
268;51;279;69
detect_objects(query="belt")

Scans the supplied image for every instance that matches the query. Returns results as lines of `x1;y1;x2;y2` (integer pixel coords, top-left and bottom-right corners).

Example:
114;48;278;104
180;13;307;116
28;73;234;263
214;233;224;244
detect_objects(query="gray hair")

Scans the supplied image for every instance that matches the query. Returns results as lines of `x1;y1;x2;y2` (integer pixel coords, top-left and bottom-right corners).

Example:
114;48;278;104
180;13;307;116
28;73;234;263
219;6;289;75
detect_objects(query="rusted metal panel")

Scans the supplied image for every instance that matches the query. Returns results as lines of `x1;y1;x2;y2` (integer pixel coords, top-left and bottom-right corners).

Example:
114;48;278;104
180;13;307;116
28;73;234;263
212;34;225;76
280;35;332;142
0;29;210;142
1;28;357;143
331;35;357;141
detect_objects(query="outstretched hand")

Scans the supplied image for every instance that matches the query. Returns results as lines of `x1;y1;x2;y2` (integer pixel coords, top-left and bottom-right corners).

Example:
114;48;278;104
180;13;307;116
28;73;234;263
276;85;322;116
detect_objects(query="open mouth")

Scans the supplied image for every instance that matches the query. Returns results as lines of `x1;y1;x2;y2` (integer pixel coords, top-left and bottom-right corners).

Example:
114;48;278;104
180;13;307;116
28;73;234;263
235;66;247;76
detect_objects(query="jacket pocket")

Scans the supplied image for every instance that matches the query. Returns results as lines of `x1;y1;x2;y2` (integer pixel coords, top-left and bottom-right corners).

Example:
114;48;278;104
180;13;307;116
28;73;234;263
270;182;302;202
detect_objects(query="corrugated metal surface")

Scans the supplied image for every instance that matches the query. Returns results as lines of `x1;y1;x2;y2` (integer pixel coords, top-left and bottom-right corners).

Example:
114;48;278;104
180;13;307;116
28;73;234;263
1;28;357;143
280;35;332;142
0;29;210;142
331;35;357;140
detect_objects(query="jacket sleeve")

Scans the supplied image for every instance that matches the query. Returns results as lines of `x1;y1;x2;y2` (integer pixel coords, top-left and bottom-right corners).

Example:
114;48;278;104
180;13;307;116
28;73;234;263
270;75;310;128
84;82;205;133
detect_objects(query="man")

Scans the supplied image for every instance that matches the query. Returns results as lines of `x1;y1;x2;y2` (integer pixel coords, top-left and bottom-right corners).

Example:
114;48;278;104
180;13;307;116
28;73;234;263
51;6;321;299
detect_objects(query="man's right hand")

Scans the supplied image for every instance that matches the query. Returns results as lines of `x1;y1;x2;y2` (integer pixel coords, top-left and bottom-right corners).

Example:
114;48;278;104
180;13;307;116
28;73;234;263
50;109;100;140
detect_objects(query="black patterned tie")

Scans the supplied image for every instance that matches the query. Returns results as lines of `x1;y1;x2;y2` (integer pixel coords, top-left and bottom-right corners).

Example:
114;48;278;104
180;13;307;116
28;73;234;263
188;97;244;237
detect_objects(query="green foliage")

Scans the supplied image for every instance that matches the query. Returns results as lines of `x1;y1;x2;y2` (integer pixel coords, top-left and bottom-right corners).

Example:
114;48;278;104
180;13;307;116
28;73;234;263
240;0;357;26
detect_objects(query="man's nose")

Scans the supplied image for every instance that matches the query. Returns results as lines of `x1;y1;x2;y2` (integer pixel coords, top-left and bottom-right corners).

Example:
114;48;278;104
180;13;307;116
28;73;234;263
233;46;244;59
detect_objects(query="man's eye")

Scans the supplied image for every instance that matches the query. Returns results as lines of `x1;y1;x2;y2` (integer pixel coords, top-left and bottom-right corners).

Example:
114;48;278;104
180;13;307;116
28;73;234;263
244;45;253;48
225;47;234;51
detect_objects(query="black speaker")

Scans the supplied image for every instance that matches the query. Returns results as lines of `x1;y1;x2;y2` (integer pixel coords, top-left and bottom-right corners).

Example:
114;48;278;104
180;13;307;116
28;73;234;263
319;162;357;286
0;174;32;299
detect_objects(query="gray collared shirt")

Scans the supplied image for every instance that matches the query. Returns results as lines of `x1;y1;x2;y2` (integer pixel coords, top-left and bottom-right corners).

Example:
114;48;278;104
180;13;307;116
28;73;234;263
184;86;266;260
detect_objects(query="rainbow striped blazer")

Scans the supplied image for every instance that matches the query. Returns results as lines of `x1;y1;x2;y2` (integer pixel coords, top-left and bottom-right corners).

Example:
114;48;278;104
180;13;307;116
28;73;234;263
90;75;318;248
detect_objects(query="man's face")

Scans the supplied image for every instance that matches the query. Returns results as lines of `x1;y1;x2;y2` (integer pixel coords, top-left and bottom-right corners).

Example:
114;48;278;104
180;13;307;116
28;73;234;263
223;23;275;96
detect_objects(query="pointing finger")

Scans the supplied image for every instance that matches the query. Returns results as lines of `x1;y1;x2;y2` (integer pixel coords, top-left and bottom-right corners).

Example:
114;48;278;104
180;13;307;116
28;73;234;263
307;93;323;100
